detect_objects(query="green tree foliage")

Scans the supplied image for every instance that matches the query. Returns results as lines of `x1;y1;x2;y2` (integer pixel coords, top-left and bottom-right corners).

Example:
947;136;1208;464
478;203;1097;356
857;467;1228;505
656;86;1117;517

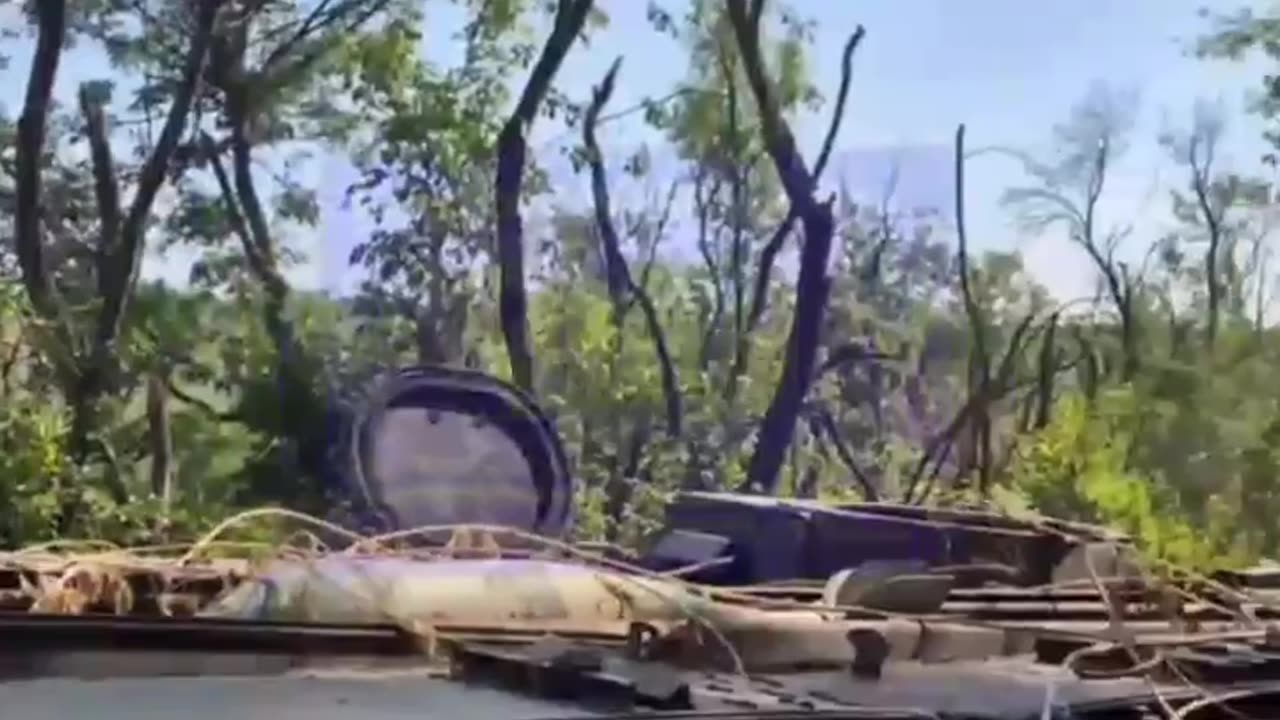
1005;388;1245;571
0;0;1278;572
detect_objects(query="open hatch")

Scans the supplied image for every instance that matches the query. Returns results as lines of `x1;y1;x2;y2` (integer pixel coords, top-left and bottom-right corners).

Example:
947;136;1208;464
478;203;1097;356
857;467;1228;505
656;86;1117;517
332;365;574;538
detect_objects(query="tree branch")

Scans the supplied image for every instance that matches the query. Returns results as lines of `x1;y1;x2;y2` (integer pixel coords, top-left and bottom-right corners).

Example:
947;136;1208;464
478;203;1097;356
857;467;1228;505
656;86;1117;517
1188;136;1224;345
256;0;395;114
953;124;993;491
228;126;289;300
166;375;239;422
903;310;1042;504
634;180;680;293
740;26;864;342
813;341;894;381
93;0;222;366
495;0;594;391
199;132;265;274
78;86;123;304
808;401;878;500
146;371;174;512
61;0;221;488
693;169;724;369
719;39;748;406
585;58;632;310
729;1;859;494
1033;312;1060;430
14;0;67;322
723;28;864;447
955;125;987;372
584;57;683;437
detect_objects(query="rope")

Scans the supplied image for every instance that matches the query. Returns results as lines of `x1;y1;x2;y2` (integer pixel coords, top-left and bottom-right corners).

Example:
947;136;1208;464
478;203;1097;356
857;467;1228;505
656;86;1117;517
7;502;1280;693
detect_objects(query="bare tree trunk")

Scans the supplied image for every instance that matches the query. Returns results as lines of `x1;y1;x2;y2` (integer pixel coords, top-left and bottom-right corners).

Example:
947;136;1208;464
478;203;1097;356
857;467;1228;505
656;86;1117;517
201;4;324;489
215;7;300;370
147;371;174;515
583;59;683;437
1034;313;1060;430
1188;136;1223;347
201;127;297;372
16;0;220;529
950;124;1031;494
693;170;725;371
414;309;447;365
494;0;595;391
13;0;67;324
727;28;862;399
727;1;861;495
953;125;990;489
414;226;454;365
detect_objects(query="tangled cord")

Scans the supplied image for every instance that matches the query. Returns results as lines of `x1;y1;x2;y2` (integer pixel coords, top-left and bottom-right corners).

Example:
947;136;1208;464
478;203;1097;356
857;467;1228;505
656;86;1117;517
1010;509;1270;720
7;503;1280;713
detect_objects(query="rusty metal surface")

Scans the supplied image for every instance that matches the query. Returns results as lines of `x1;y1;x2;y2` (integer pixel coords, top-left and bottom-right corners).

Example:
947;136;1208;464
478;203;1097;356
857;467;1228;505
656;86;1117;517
766;660;1193;718
442;637;1265;719
5;549;1280;718
3;614;1279;718
0;612;638;682
0;569;1267;678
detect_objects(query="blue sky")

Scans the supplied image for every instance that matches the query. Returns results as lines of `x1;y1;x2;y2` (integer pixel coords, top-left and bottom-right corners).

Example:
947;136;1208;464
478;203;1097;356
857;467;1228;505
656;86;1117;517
1;0;1273;303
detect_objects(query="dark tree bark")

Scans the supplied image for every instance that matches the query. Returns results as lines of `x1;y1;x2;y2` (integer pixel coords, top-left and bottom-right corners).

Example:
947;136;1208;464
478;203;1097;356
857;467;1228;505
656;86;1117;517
807;401;878;500
1071;138;1139;378
1034;313;1060;430
16;0;221;526
905;312;1061;505
196;3;400;495
495;0;595;391
726;0;863;495
1186;134;1224;347
13;0;68;324
951;124;994;492
583;58;683;437
692;168;725;371
204;0;299;367
728;27;863;398
196;2;349;506
80;0;222;392
146;371;174;511
1003;100;1139;379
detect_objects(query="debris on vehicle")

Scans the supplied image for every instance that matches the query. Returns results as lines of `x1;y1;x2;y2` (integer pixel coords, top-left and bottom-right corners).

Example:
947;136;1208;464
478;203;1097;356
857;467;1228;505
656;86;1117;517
2;365;1279;718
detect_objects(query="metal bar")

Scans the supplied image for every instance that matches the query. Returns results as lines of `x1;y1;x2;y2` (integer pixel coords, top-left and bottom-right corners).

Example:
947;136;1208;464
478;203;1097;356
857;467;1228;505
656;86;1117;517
0;613;631;657
0;612;420;656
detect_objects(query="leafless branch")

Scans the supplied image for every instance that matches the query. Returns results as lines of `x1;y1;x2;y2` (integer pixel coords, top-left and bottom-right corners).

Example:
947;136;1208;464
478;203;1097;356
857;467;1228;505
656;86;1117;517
495;0;594;390
79;87;123;304
91;0;222;363
728;1;861;494
583;57;683;436
1188;129;1225;344
14;0;67;322
741;26;864;340
808;401;878;500
635;180;680;292
952;124;995;492
903;310;1043;504
692;168;724;369
1003;89;1140;377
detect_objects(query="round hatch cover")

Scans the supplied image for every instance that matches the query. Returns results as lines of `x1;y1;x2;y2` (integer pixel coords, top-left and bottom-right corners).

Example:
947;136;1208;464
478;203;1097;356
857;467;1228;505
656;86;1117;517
339;366;574;538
